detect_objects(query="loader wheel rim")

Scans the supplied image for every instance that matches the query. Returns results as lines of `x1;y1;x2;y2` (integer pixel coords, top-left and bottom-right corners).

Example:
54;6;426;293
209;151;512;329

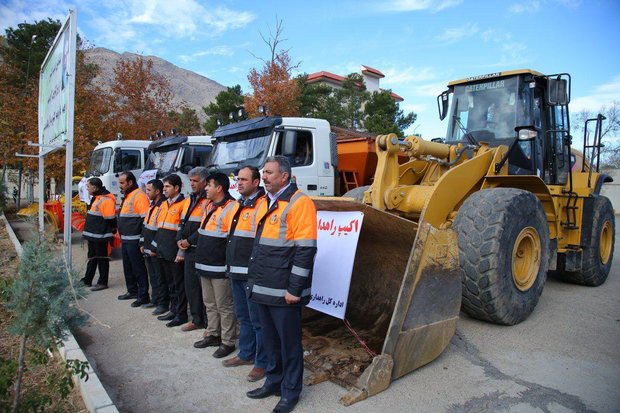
600;221;612;265
512;227;541;291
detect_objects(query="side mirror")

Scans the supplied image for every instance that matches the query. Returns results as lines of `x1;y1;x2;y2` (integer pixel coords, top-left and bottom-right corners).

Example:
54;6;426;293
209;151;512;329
437;90;450;120
516;126;537;141
547;75;570;106
282;131;297;156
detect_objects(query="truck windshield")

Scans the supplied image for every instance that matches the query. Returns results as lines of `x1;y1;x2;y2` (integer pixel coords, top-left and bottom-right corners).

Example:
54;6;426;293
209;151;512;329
88;147;112;176
209;134;271;170
446;76;531;145
145;146;180;175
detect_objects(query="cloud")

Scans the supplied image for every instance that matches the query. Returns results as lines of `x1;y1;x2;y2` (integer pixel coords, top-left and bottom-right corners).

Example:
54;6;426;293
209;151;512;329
382;66;438;86
509;1;541;13
178;46;235;63
570;75;620;113
435;22;479;43
0;0;71;31
382;0;463;12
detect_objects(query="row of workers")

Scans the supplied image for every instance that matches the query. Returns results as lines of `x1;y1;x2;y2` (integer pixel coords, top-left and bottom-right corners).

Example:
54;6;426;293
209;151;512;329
80;156;317;413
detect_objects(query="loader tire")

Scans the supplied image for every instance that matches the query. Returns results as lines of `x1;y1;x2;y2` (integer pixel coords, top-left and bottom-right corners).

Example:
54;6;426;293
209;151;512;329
343;185;370;202
454;188;550;325
557;196;615;286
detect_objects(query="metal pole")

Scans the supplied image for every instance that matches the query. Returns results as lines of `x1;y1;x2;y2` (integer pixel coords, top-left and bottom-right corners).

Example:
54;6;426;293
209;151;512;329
38;154;44;234
64;9;77;269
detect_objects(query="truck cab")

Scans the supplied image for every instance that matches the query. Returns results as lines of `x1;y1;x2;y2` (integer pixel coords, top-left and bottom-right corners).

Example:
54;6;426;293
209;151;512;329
84;139;151;206
208;117;337;197
140;135;212;197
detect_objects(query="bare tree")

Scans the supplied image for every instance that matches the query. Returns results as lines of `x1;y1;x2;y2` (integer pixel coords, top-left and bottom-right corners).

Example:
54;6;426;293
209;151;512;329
573;101;620;168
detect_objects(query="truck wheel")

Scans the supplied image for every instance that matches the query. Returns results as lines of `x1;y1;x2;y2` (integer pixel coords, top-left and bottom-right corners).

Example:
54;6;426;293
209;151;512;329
558;196;615;286
454;188;550;325
343;185;370;202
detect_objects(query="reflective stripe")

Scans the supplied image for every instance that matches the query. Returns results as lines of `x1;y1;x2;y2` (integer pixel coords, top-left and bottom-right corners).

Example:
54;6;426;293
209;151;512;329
250;198;267;232
187;216;202;222
259;238;294;247
215;202;237;233
144;248;152;254
295;239;317;247
232;229;254;238
278;191;304;241
198;228;227;238
151;240;158;247
139;237;144;242
144;224;158;231
252;285;311;297
161;222;179;230
291;265;311;277
228;265;248;274
195;263;227;273
87;210;103;216
121;234;142;241
83;231;113;238
120;213;142;218
120;190;147;218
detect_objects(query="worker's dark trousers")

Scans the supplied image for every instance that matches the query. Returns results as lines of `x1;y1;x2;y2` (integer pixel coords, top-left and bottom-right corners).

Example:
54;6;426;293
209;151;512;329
160;259;187;322
145;255;165;307
83;240;110;286
257;304;303;400
121;241;149;300
184;249;205;327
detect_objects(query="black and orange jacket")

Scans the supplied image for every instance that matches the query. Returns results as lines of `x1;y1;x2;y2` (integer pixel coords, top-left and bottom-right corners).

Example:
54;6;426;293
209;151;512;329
248;184;317;306
83;189;117;242
194;194;236;279
153;194;185;261
225;188;266;281
118;187;150;243
176;191;209;251
140;197;164;255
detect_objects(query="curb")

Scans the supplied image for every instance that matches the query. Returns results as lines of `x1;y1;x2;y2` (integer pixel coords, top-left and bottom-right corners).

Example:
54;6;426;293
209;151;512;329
1;213;119;413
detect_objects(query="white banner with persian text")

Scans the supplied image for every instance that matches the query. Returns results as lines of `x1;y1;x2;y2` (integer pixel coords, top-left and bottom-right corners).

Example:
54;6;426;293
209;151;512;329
308;211;364;319
38;11;76;155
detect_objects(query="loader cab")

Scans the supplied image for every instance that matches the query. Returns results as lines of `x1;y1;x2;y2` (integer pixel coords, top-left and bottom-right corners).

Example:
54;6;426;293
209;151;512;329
440;70;571;185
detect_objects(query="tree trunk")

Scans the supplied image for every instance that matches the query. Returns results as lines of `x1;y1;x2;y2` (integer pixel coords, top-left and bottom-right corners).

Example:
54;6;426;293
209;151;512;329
10;334;28;413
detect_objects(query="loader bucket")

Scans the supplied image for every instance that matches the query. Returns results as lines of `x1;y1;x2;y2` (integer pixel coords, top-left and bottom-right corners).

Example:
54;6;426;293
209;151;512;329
304;198;461;405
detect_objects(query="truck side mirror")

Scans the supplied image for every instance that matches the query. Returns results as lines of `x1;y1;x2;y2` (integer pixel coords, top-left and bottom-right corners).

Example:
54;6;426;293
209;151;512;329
437;90;450;120
282;131;298;157
547;76;570;106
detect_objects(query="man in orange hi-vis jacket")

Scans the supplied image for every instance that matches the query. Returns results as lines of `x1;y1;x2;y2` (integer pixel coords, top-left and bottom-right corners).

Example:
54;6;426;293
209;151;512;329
81;177;117;291
246;156;317;413
118;171;151;307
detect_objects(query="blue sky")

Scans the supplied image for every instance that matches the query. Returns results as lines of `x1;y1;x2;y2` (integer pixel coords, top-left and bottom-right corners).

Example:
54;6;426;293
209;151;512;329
2;0;619;139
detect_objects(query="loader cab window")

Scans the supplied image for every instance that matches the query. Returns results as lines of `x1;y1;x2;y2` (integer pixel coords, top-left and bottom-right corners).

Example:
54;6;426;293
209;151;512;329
275;130;313;167
542;89;571;185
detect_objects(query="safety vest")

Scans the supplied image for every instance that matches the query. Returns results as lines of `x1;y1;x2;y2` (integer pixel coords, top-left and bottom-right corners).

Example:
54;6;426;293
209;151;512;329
83;192;117;241
225;188;266;281
118;188;149;243
141;198;164;255
153;194;185;261
248;184;317;307
177;192;209;249
194;195;236;278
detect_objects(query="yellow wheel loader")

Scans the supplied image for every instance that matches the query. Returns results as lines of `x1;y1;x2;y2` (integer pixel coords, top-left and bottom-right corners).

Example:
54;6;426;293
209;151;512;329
305;69;615;404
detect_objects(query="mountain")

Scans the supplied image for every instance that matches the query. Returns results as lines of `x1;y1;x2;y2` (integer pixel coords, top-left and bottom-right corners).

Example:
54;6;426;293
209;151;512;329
83;47;227;125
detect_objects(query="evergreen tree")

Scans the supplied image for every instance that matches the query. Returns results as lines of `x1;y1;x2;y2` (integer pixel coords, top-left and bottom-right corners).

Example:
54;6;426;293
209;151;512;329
202;85;244;134
364;90;417;135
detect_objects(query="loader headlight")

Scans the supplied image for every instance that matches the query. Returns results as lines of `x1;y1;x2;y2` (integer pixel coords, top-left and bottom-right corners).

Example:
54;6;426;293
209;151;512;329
518;128;537;141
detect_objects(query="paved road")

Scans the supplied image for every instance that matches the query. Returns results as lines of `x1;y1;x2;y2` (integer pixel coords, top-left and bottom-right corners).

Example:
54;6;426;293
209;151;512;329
11;218;619;412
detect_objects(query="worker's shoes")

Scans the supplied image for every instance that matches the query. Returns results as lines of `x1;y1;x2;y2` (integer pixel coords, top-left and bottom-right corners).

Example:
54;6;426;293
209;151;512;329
80;278;92;287
152;306;169;316
157;312;175;321
117;292;138;300
272;397;299;413
247;367;266;382
180;321;202;332
166;318;186;328
246;385;281;399
131;298;150;308
90;284;108;291
222;356;254;368
213;344;235;358
141;302;156;309
193;335;221;349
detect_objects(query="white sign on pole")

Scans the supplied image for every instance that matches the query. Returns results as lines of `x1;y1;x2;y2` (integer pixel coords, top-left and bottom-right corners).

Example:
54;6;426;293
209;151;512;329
38;11;75;155
307;211;364;319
